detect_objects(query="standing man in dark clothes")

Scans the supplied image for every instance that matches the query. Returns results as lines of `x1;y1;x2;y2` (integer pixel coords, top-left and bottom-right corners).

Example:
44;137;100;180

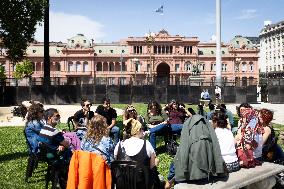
95;97;120;145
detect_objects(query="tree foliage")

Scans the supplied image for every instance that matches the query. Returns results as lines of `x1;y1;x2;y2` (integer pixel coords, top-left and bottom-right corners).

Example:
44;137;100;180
0;65;6;79
13;59;34;79
0;0;47;63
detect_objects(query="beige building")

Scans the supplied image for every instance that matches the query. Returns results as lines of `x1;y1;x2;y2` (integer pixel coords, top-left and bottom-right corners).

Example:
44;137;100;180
259;20;284;77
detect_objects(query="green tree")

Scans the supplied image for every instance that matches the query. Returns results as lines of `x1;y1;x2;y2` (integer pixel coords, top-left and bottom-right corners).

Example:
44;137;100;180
13;59;34;79
0;65;6;80
0;0;47;63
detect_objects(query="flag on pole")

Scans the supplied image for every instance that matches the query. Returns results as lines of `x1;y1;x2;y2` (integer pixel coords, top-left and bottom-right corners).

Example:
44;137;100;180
155;5;164;15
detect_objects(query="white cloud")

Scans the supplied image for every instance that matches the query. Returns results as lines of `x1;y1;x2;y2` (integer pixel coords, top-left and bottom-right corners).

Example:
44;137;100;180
235;9;258;20
34;11;106;42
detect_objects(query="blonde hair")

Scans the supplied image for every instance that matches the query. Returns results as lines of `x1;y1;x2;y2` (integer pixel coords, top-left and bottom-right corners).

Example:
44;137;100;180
86;115;109;144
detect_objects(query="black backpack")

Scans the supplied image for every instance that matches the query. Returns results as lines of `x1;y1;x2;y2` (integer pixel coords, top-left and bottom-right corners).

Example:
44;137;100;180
262;126;278;161
111;141;151;189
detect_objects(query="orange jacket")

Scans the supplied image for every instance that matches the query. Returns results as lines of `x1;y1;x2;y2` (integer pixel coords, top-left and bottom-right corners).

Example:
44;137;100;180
67;150;112;189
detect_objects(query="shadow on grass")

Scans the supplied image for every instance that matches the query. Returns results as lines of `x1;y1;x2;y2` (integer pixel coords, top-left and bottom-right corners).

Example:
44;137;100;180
0;151;28;162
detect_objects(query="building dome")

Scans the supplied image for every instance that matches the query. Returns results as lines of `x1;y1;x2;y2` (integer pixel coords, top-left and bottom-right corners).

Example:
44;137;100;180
229;36;253;49
67;34;91;48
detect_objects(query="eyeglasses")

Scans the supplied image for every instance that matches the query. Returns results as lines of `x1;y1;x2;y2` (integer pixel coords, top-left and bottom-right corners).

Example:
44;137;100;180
85;104;92;107
53;114;61;118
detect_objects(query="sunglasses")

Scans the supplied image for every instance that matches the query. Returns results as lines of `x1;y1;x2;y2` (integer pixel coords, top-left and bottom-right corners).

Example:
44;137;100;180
128;109;135;112
53;114;61;118
85;104;92;107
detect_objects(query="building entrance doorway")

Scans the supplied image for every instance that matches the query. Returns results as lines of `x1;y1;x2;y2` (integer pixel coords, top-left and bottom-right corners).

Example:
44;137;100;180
156;63;170;85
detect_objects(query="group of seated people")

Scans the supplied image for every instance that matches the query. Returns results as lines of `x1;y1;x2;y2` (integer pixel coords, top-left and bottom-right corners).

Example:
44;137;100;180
23;98;284;189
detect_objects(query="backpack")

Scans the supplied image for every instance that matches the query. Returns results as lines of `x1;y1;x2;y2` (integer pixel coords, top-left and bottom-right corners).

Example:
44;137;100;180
111;141;151;189
262;126;278;161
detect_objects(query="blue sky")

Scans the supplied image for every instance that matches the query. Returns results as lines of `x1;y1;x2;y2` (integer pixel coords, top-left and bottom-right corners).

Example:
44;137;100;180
35;0;284;43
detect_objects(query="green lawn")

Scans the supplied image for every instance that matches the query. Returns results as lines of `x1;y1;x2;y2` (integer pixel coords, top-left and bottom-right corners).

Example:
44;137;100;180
0;103;283;188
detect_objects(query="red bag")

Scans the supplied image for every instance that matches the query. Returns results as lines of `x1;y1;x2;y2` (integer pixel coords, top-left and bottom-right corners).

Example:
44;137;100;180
236;148;261;168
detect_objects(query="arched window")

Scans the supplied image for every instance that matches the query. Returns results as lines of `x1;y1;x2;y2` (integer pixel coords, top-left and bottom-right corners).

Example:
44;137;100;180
242;62;247;72
184;61;192;71
68;61;74;72
211;63;216;71
109;62;115;71
249;62;254;72
55;62;61;71
96;62;102;71
76;61;81;72
222;63;227;72
83;61;88;72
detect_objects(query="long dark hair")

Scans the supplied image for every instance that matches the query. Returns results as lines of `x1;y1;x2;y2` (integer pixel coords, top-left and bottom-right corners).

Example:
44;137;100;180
147;100;162;115
26;103;44;122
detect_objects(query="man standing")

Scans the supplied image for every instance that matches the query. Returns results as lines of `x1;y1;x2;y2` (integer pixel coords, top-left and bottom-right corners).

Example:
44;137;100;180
95;98;120;144
215;85;222;104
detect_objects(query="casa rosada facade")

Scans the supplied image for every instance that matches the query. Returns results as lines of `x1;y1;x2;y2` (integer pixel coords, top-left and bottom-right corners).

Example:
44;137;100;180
0;30;259;86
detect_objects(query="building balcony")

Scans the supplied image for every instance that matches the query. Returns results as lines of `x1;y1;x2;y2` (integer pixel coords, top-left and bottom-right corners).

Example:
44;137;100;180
32;71;93;77
65;71;92;76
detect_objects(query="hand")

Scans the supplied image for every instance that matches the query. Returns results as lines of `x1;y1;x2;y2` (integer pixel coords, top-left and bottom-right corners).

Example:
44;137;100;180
245;144;251;150
57;145;65;151
147;124;155;129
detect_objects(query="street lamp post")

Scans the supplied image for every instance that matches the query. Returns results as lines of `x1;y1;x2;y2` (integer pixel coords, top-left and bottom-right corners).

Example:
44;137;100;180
120;52;123;85
145;32;155;84
132;58;139;85
235;57;241;85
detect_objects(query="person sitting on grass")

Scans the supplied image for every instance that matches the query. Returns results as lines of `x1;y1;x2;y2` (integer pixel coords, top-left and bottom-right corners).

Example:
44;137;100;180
73;98;94;140
122;105;145;140
114;118;160;189
95;97;120;145
145;100;168;150
81;115;115;166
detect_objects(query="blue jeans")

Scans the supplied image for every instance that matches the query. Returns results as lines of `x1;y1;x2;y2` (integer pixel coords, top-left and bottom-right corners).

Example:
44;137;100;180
167;162;175;181
170;124;183;135
110;126;120;145
149;124;183;150
149;123;168;149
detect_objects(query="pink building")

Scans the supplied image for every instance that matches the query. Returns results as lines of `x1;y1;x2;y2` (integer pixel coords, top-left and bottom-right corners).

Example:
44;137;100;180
0;30;259;86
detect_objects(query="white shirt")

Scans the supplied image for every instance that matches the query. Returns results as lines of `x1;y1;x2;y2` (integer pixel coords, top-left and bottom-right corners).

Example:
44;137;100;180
114;137;155;158
215;87;221;99
215;128;238;163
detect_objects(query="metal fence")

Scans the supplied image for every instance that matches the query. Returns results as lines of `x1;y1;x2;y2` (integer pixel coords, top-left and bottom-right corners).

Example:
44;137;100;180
1;76;258;87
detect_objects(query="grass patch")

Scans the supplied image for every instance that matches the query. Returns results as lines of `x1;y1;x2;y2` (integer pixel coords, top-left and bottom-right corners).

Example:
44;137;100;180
1;103;284;188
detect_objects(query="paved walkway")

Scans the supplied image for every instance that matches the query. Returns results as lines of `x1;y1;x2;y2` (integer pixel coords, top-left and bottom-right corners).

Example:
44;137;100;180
0;105;124;127
0;102;283;127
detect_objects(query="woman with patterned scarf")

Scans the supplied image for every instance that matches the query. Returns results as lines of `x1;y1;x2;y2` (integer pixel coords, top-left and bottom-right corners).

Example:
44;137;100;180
235;103;263;167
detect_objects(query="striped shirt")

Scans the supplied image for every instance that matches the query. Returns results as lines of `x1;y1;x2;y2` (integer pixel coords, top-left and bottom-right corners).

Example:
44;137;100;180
38;124;64;150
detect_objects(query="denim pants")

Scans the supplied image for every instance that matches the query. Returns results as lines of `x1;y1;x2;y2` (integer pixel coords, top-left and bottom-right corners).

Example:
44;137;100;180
149;124;183;150
170;124;183;135
110;126;120;145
